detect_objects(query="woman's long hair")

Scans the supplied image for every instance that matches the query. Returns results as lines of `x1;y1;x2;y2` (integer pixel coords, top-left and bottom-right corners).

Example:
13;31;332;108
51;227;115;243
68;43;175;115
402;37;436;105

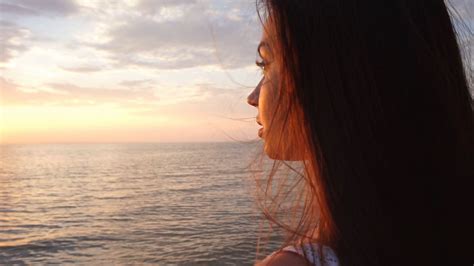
254;0;473;265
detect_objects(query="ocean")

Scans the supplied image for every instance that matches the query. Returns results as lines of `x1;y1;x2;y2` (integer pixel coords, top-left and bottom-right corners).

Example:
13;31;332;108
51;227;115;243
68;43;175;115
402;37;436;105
0;142;282;265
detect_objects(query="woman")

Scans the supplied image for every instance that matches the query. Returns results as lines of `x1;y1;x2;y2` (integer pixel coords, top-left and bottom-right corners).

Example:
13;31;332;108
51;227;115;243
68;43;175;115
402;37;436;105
247;0;473;265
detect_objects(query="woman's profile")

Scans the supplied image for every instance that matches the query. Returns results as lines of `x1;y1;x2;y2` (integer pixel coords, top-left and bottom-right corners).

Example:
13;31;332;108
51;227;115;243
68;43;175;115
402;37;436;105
247;0;473;265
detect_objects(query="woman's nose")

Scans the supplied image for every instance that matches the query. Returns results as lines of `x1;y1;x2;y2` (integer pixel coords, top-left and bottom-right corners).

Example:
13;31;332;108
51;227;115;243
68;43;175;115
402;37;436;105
247;78;263;107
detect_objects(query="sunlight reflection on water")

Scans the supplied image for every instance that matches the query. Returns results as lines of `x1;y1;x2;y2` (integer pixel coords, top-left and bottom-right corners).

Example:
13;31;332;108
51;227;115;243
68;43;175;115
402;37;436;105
0;142;282;265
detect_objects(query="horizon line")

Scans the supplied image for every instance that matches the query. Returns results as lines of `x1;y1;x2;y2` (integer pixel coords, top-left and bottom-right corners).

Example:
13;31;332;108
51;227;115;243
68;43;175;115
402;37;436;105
0;140;261;146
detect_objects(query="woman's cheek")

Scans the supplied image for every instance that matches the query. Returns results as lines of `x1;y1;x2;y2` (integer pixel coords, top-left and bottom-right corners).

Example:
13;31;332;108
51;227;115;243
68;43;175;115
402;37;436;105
259;77;275;127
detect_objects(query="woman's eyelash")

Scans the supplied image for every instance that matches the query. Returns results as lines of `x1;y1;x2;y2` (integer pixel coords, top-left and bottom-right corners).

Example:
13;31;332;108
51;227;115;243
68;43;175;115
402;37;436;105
256;60;267;71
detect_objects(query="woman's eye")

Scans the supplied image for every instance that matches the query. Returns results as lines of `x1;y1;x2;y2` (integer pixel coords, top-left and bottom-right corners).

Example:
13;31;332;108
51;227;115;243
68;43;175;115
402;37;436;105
256;60;267;73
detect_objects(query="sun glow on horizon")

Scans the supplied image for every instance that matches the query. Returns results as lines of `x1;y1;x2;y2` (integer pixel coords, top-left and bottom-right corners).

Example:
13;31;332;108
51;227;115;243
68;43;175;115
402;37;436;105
0;101;259;144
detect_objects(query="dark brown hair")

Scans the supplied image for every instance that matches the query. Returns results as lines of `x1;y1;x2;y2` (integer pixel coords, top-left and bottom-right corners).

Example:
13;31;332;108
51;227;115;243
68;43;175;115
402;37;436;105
254;0;474;265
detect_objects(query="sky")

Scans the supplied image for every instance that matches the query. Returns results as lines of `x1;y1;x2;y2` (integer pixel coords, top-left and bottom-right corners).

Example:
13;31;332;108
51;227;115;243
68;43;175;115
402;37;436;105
0;0;472;144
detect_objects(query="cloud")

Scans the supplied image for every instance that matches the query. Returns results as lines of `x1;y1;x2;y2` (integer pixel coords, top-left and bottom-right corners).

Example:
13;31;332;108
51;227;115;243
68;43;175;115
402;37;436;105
0;77;55;105
0;20;31;63
0;2;38;16
448;0;474;69
128;83;250;117
136;0;198;15
119;79;155;87
448;0;474;20
0;77;160;107
80;0;261;70
448;0;474;40
0;0;79;17
0;77;247;109
59;65;105;73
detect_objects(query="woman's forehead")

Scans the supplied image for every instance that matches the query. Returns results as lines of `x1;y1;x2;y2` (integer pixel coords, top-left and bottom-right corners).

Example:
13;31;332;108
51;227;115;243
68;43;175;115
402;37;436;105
259;19;277;54
261;19;274;41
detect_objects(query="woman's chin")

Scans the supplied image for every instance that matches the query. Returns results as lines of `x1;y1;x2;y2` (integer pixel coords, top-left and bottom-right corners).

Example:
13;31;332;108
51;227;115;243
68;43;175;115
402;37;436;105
264;142;303;161
264;145;280;160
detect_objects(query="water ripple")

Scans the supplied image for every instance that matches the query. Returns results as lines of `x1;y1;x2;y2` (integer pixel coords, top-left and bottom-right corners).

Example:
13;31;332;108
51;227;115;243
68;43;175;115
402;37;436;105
0;142;276;265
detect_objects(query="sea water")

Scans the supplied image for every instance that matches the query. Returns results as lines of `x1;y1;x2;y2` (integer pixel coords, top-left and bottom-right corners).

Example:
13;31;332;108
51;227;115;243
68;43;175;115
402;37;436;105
0;142;282;265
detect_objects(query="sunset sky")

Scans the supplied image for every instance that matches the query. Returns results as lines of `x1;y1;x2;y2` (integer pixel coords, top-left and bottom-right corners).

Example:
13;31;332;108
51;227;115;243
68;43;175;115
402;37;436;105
1;0;472;144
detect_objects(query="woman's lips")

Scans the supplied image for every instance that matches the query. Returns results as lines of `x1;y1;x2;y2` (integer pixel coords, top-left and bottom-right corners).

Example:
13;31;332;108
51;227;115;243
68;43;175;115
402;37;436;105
256;116;263;138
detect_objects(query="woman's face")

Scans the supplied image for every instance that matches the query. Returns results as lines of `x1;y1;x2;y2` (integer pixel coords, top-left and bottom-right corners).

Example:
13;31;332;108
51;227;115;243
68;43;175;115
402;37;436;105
247;20;302;160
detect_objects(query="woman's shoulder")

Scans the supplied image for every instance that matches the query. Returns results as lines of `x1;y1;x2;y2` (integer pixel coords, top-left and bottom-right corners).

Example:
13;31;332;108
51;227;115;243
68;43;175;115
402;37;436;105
256;242;340;266
255;250;309;266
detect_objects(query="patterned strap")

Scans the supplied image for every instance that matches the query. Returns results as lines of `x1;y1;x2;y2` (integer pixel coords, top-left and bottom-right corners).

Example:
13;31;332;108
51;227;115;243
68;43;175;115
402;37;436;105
279;243;340;266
